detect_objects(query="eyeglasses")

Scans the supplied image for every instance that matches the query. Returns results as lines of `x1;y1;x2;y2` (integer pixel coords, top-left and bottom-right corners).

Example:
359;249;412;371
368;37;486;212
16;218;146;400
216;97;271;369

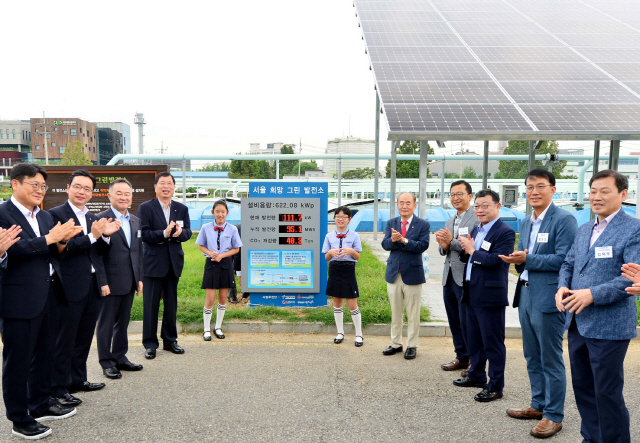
71;184;93;193
525;184;553;192
450;192;470;198
474;203;496;210
24;181;49;192
334;216;349;220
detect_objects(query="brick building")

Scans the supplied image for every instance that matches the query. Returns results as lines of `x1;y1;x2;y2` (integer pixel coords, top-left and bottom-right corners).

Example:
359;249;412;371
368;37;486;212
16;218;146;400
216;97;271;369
30;118;97;164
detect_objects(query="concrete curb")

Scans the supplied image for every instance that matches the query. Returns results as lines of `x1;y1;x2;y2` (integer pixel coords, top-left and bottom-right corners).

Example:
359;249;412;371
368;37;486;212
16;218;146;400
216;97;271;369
127;321;640;339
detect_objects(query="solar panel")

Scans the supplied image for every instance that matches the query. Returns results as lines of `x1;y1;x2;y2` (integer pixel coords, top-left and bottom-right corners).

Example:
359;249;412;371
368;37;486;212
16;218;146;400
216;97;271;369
355;0;640;139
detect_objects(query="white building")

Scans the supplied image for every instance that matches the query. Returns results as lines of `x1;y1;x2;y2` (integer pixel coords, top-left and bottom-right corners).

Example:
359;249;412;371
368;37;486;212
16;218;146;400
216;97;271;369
323;137;376;177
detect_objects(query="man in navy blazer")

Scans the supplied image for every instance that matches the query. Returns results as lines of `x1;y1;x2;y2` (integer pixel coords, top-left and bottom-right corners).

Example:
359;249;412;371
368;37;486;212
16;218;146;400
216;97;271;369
381;192;430;360
500;169;577;439
96;178;144;380
0;163;84;440
454;189;515;403
138;171;192;359
48;170;120;405
557;169;640;443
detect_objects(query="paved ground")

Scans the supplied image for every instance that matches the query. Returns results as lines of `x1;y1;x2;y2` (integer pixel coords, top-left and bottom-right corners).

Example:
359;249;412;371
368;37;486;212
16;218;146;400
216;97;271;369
360;233;523;327
1;333;638;442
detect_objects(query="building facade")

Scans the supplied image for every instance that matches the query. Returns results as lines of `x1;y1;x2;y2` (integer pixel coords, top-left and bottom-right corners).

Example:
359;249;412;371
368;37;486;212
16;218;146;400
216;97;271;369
30;118;97;164
323;137;376;177
94;122;131;165
0;120;32;155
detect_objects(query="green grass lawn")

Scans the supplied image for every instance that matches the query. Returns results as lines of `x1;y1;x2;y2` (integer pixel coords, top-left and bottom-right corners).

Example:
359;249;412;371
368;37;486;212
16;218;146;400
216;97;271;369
130;238;431;328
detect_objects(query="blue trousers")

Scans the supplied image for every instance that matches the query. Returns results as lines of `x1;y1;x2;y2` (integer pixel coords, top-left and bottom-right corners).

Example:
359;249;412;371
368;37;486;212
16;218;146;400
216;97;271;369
568;317;630;443
443;271;468;362
465;300;506;393
518;285;566;423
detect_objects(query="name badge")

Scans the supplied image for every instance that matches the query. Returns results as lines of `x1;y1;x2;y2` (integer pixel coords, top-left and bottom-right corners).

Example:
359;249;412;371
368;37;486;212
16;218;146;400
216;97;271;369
458;227;469;236
137;231;141;238
595;246;613;259
481;240;491;251
176;220;184;228
537;233;549;243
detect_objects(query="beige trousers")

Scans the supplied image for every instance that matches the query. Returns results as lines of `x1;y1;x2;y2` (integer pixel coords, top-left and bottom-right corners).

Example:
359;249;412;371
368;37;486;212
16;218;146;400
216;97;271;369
387;273;423;349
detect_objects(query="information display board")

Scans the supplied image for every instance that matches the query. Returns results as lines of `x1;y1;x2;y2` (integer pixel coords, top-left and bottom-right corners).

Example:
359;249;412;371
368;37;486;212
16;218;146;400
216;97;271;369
241;182;328;307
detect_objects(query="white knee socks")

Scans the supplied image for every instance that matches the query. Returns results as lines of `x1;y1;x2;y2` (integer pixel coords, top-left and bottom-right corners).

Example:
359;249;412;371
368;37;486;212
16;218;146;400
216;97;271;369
334;307;344;335
215;304;226;330
203;307;212;332
351;308;363;338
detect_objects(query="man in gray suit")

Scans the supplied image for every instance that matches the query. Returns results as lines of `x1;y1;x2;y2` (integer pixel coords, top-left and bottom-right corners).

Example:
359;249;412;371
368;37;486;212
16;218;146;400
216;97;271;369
556;169;640;443
500;169;577;439
96;178;144;380
436;180;477;373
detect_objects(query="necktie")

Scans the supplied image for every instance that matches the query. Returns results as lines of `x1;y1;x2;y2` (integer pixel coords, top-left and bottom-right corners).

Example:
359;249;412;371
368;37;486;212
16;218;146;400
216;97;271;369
336;233;346;248
215;225;224;250
401;221;408;237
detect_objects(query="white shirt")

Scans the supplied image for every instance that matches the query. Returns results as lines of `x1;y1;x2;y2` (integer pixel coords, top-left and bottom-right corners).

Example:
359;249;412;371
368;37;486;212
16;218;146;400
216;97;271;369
11;196;52;275
160;200;171;237
590;208;621;248
521;203;551;282
68;200;111;273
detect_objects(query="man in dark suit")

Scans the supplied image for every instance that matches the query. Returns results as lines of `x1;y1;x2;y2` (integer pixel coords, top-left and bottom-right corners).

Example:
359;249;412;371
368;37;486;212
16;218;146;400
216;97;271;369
381;192;430;360
556;170;640;443
500;169;577;438
0;163;83;440
454;189;515;403
96;178;144;380
49;170;121;405
138;171;192;359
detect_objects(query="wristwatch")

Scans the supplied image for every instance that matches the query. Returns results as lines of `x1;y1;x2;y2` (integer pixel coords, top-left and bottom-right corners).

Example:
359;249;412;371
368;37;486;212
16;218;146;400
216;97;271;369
403;237;408;245
58;240;68;245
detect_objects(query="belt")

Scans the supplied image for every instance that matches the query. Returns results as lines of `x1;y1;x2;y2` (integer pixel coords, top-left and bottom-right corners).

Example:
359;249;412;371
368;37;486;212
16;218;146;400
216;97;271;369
331;261;355;266
520;280;529;288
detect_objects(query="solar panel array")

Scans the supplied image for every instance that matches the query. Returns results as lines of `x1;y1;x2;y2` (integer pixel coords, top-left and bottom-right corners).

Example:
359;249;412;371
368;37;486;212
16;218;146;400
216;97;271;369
355;0;640;140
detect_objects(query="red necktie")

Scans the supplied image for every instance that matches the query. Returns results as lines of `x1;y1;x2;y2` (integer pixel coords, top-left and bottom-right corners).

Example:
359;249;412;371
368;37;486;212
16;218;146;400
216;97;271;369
402;221;408;237
214;226;224;231
336;233;346;248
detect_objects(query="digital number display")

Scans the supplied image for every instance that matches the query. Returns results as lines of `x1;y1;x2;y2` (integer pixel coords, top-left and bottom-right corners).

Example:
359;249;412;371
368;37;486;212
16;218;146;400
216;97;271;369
279;225;302;234
279;214;302;222
279;237;303;245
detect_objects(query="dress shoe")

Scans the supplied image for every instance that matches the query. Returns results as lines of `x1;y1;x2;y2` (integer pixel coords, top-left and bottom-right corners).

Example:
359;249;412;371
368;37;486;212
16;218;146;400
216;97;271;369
404;347;417;359
213;328;225;340
506;405;543;420
163;342;185;354
228;287;239;304
530;418;562;438
441;358;470;371
382;345;403;355
12;422;51;440
453;376;487;388
32;404;77;422
355;336;363;347
203;331;212;341
68;381;105;393
461;369;469;377
52;393;82;407
334;333;344;344
144;348;156;359
474;387;503;402
103;367;122;380
116;361;143;371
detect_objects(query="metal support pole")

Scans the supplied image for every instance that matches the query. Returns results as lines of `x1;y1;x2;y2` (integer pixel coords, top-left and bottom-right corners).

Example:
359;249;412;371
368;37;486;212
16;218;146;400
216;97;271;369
526;140;536;216
390;141;397;221
418;141;428;218
482;140;489;190
182;156;187;206
337;156;342;208
43;111;49;166
440;158;445;208
373;93;380;239
609;140;620;170
276;160;280;180
593;140;600;176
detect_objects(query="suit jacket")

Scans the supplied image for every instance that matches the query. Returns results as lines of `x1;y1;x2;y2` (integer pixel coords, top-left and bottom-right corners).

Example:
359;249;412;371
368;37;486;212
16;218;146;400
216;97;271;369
96;208;144;296
0;199;66;319
49;201;110;302
137;198;192;278
460;217;515;307
558;209;640;340
381;216;430;285
439;208;478;287
514;203;577;313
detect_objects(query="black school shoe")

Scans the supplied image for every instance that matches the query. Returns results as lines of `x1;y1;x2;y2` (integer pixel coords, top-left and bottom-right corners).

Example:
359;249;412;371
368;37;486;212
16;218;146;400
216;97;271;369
12;422;52;440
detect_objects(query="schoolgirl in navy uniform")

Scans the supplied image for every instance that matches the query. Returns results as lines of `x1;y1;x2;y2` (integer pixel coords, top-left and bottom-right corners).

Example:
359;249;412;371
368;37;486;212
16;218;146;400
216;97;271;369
322;206;364;347
196;200;242;341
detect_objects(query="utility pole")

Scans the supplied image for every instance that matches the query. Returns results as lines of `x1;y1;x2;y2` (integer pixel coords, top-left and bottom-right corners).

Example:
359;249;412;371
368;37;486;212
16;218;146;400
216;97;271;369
34;112;61;166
